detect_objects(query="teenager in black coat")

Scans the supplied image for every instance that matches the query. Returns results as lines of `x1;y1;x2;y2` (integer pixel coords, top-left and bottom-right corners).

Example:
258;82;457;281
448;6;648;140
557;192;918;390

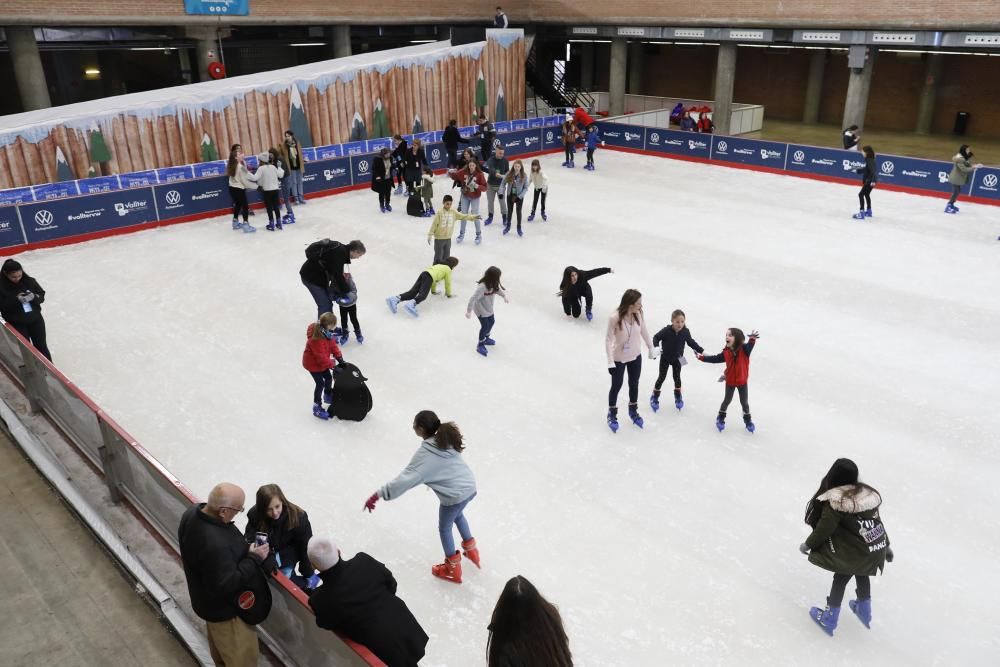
307;537;428;667
390;135;408;194
853;145;876;220
0;259;51;360
402;142;428;194
371;148;393;212
443;119;469;167
558;265;612;321
650;309;704;411
300;240;367;317
243;484;315;587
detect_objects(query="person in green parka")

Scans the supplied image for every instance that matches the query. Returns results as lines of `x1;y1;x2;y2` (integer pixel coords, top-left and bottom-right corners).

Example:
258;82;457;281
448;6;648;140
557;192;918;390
800;458;894;636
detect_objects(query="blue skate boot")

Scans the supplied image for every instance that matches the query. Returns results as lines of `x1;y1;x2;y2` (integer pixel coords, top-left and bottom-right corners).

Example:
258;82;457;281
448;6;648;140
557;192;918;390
674;389;684;410
607;407;619;433
312;404;330;420
650;390;661;412
849;598;872;629
809;600;841;636
628;404;644;429
716;413;726;432
385;295;400;314
403;300;419;318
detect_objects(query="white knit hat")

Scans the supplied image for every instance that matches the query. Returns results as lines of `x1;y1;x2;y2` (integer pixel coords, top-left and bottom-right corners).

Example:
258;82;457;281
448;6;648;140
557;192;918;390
308;536;340;572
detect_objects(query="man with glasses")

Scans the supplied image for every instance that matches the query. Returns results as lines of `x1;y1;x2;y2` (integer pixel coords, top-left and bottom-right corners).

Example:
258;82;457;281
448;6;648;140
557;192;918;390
179;483;273;666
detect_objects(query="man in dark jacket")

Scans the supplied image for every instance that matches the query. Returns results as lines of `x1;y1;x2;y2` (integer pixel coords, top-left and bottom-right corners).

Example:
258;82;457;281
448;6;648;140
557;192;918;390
474;115;496;161
178;483;273;667
0;259;51;360
442;119;469;168
308;537;428;667
300;239;367;318
484;146;509;225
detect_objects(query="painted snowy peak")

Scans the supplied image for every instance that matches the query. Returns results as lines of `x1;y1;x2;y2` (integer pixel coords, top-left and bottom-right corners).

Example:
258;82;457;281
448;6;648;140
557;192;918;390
817;484;882;513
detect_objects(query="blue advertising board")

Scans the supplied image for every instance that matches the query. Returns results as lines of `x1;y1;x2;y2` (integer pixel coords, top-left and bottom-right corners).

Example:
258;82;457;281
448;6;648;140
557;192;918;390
786;144;864;180
119;170;158;188
156;166;195;183
303;158;352;194
0;187;35;206
301;148;316;162
541;126;562;151
365;138;393;154
425;143;448;170
350;154;377;185
342;141;366;157
528;117;544;129
19;187;157;244
154;176;230;219
183;0;249;16
645;128;711;159
76;176;121;194
193;161;227;178
712;135;787;168
873;155;954;194
313;144;343;160
33;181;80;201
510;119;529;131
596;123;645;150
0;205;25;249
971;167;1000;202
496;129;542;157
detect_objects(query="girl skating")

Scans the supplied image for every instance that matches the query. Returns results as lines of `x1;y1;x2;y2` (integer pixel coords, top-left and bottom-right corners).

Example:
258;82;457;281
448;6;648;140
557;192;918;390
226;144;254;232
800;458;893;636
502;159;529;236
302;312;345;420
527;159;548;221
364;411;480;584
944;144;982;214
584;125;605;171
853;146;876;220
561;119;578;168
558;266;612;321
697;327;759;432
245;150;285;231
386;257;459;318
605;289;657;432
466;266;509;357
650;309;704;411
449;160;487;244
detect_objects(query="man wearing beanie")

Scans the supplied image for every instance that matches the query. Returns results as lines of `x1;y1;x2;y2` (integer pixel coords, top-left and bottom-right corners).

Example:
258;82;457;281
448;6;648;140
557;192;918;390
0;259;51;360
308;537;428;666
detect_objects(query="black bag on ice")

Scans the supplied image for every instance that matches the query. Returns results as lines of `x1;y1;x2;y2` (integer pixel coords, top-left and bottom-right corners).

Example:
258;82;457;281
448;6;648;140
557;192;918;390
327;362;373;421
406;193;425;217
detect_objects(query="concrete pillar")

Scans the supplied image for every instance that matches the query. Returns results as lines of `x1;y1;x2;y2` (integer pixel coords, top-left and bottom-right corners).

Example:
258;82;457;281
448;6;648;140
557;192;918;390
627;41;644;95
802;48;826;124
579;43;595;90
713;42;737;135
608;38;627;117
842;47;877;132
329;25;352;59
915;52;943;135
7;26;51;111
183;26;229;82
177;47;193;85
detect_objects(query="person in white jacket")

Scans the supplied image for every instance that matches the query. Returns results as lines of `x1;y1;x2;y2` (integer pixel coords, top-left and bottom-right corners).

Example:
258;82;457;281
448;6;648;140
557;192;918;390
363;410;480;584
605;289;657;432
226;144;255;232
245;148;285;231
527;158;548;222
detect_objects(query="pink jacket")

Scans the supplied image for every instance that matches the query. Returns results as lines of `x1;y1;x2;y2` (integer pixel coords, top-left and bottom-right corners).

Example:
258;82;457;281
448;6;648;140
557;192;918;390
605;311;654;366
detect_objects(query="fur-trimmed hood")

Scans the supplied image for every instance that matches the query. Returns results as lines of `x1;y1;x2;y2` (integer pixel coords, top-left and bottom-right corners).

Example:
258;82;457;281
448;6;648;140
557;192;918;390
817;483;881;513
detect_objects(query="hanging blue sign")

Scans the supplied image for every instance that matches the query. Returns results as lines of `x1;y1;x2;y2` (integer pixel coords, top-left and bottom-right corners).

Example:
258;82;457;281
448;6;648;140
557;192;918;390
183;0;249;16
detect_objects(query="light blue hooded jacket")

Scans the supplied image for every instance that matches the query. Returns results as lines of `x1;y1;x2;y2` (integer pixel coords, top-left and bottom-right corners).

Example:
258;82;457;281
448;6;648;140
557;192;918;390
380;437;477;506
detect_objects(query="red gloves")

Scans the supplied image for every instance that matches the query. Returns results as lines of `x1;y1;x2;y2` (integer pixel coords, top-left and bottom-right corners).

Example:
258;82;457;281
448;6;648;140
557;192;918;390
363;492;379;513
696;353;705;361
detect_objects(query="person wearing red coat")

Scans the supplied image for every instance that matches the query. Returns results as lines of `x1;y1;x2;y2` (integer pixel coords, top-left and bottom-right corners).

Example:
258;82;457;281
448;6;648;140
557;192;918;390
573;107;595;133
697;327;759;432
303;313;345;420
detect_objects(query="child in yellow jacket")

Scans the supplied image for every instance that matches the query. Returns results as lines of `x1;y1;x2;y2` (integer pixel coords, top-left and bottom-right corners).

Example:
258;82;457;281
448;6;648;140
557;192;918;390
386;257;460;318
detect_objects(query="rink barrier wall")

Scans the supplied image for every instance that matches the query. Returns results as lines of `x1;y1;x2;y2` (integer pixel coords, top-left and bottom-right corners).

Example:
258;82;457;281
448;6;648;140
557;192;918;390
594;120;1000;208
0;116;567;253
0;322;386;667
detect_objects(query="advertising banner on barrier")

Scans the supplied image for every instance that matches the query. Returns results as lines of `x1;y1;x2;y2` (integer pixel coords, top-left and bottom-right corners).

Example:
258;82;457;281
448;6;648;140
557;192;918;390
712;136;787;168
193;161;227;178
541;126;561;151
494;121;512;134
596;123;646;150
971;167;1000;201
304;157;352;193
313;144;343;160
119;171;158;188
511;119;528;131
528;118;544;129
155;176;230;219
874;155;955;194
786;144;864;180
0;205;26;249
19;187;157;244
342;141;366;156
302;148;316;162
426;143;448;170
156;166;195;183
350;154;376;186
76;176;121;194
33;182;80;200
645;128;711;159
497;129;542;157
0;187;36;206
366;138;393;153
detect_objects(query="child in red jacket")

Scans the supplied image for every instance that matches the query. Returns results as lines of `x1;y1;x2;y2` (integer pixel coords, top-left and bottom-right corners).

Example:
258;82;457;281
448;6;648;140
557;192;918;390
303;312;345;420
697;327;759;432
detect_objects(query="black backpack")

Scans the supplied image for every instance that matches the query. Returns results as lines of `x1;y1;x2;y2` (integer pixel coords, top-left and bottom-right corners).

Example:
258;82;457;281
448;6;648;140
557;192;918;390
327;362;373;421
305;239;341;262
406;193;425;217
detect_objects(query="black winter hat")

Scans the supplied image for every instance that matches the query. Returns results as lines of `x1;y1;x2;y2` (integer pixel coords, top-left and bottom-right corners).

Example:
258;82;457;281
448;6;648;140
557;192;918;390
825;458;859;488
2;259;22;275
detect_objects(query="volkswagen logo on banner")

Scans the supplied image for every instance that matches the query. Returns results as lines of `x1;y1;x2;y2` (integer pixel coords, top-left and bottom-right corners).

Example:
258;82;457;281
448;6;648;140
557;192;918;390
358;160;370;173
650;132;660;143
34;210;54;227
165;190;182;205
983;174;998;188
431;149;441;161
793;150;805;162
717;141;728;152
545;131;554;142
880;161;895;175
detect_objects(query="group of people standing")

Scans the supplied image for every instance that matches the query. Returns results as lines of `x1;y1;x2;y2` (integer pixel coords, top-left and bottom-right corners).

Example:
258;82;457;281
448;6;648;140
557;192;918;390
226;131;306;232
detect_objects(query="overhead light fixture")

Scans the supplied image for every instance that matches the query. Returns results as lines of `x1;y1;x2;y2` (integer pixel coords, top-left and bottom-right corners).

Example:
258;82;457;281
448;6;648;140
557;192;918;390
130;47;176;51
84;68;101;79
409;40;436;44
568;39;612;43
290;42;326;47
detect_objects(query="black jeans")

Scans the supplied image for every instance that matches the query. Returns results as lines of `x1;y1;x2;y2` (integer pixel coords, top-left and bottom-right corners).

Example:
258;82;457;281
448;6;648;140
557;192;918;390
564;145;574;162
446;148;459;167
719;384;750;420
562;284;594;318
339;304;361;334
399;272;433;304
654;356;683;391
828;573;871;607
609;356;642;407
858;181;873;210
309;369;332;405
947;184;961;206
531;189;547;215
375;181;391;208
229;186;249;221
509;195;523;230
262;189;281;222
14;319;51;361
586;147;595;164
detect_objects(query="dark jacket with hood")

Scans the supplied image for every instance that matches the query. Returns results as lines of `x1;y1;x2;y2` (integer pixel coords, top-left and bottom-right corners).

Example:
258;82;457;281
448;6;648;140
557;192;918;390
300;241;352;295
309;552;428;667
244;507;315;576
443;125;469;151
0;260;46;327
805;483;890;577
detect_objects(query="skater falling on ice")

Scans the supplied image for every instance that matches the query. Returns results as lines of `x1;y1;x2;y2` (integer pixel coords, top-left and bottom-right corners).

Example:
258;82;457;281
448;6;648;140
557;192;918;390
245;149;285;231
502;159;529;236
650;309;704;412
302;312;345;420
428;195;480;265
449;160;487;244
605;289;658;432
696;327;759;432
363;410;480;584
800;458;893;636
584;125;605;171
561;119;578;168
386;257;459;318
853;146;876;220
466;266;509;357
558;266;612;321
487;575;573;667
334;272;363;345
527;159;548;222
944;144;982;214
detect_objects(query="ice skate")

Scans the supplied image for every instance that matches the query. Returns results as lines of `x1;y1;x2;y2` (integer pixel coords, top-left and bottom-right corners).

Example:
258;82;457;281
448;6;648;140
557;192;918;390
849;598;872;629
282;211;296;224
355;331;364;344
461;538;481;569
944;204;958;214
483;337;496;346
650;390;661;412
527;212;536;222
809;601;840;636
475;234;482;245
431;552;462;584
502;224;511;235
275;220;283;230
394;184;403;195
385;295;400;314
231;218;242;230
483;214;494;226
674;390;684;410
312;404;329;420
628;404;644;429
241;222;256;233
384;204;392;212
541;212;548;221
607;407;619;433
852;211;866;220
476;342;488;356
265;222;275;231
744;414;755;433
323;388;333;404
517;228;523;237
716;415;726;432
338;330;349;345
863;209;872;218
456;233;465;244
404;300;419;318
586;311;593;321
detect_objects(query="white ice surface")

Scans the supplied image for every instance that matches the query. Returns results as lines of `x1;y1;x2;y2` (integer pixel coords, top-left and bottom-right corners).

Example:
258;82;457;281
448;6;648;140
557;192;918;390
19;149;1000;666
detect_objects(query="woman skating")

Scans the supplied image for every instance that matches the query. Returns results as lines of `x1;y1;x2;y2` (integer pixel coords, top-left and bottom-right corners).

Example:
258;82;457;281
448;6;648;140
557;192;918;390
605;289;657;432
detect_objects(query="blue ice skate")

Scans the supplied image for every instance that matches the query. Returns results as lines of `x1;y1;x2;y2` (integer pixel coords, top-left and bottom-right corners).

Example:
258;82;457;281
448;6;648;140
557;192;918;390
475;234;482;245
675;393;684;410
338;331;349;345
232;218;243;230
809;603;840;636
355;331;364;344
607;408;619;433
312;404;329;421
541;212;548;221
403;300;419;318
282;211;296;224
527;213;536;222
944;204;958;214
852;211;866;220
863;209;872;218
628;405;644;429
384;204;392;212
476;343;488;357
586;311;593;321
849;599;872;629
386;295;400;313
716;418;726;432
483;214;494;226
483;337;496;345
241;222;256;233
650;392;660;412
323;388;333;404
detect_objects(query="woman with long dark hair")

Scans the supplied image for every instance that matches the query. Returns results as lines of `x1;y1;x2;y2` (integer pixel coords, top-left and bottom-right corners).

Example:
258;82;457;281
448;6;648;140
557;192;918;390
604;289;656;432
697;327;759;432
557;266;611;321
0;259;51;360
487;575;573;667
852;145;876;220
244;484;318;589
226;144;254;232
800;458;893;636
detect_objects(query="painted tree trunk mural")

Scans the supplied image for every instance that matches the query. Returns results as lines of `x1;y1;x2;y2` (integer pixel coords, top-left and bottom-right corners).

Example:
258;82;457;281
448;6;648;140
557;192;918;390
0;30;525;190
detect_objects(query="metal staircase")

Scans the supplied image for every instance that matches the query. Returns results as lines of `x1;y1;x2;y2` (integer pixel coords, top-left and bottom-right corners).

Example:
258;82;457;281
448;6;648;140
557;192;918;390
525;40;594;113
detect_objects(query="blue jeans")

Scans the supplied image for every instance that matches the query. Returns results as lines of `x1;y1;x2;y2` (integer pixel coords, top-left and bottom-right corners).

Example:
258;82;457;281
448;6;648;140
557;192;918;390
280;178;293;214
438;492;476;556
303;278;333;319
477;315;495;343
289;169;305;202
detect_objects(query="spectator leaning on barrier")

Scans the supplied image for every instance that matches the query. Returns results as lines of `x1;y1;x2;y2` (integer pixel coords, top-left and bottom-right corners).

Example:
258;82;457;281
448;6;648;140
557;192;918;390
493;6;509;28
178;483;274;667
244;484;319;590
307;537;429;667
945;144;983;215
0;259;51;361
487;575;573;667
282;130;306;205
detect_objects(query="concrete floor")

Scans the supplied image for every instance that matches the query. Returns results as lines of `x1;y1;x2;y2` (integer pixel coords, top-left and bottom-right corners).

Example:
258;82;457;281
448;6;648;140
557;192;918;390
747;119;1000;162
0;432;196;667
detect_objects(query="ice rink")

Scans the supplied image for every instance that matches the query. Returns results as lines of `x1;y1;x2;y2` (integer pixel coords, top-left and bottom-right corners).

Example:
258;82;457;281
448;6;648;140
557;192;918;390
18;148;1000;665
